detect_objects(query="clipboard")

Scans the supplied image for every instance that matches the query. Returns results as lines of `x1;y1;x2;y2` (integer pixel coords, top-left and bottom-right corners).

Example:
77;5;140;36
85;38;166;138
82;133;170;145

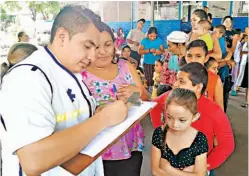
79;101;157;170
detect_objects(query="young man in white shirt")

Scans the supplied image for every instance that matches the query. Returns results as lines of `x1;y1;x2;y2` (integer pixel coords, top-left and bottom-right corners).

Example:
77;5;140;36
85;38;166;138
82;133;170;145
126;18;146;66
0;5;128;176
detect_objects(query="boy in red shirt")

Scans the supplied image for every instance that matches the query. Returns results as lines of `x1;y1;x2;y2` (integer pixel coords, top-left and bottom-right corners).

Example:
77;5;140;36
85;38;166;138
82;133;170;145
150;62;234;175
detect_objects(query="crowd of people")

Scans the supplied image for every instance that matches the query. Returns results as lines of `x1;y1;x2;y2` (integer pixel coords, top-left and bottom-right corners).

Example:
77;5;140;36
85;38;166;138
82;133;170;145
0;4;247;176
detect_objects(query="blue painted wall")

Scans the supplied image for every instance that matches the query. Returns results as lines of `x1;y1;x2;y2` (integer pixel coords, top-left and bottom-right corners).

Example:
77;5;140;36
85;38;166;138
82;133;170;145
107;17;248;43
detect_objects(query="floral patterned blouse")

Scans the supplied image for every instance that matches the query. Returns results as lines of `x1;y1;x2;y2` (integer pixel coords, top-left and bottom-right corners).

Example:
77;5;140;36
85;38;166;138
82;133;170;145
82;59;144;160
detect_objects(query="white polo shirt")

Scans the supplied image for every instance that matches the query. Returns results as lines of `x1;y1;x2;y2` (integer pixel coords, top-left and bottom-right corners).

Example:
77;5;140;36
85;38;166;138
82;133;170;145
0;47;103;176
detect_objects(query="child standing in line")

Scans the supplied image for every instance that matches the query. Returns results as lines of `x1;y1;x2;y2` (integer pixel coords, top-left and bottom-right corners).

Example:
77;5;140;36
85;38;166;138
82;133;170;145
205;57;219;74
151;59;163;100
151;88;208;176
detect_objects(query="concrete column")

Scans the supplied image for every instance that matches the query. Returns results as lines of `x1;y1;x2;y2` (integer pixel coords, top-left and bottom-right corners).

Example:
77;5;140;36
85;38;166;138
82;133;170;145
229;1;233;16
150;1;154;27
178;1;182;20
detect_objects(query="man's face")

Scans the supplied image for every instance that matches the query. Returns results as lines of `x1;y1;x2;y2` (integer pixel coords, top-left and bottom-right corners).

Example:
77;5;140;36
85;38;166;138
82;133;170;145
60;23;100;73
137;21;144;30
185;47;208;65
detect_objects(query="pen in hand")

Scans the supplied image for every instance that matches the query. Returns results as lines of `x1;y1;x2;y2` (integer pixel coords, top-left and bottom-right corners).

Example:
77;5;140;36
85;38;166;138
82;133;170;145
113;84;118;100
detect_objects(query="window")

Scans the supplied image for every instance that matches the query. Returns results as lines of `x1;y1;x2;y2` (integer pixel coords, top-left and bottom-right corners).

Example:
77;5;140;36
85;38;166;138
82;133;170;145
233;1;248;17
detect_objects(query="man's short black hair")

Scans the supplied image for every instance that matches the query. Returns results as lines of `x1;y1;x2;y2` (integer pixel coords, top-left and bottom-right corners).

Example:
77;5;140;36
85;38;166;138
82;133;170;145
50;5;102;43
137;18;145;23
187;39;208;56
180;62;208;95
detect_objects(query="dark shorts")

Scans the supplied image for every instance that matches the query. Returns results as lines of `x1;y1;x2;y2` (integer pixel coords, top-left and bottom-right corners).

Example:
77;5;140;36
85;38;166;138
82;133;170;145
103;151;143;176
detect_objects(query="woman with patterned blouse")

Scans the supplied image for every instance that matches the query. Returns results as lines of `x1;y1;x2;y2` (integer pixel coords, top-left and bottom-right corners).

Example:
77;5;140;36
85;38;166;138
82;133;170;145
82;22;149;176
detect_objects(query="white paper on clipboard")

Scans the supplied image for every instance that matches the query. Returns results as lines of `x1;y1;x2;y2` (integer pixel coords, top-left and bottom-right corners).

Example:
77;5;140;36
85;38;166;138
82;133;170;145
81;101;157;157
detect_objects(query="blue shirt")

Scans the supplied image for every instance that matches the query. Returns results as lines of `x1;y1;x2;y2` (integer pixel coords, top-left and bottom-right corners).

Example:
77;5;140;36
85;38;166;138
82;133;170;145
141;37;164;64
219;37;227;58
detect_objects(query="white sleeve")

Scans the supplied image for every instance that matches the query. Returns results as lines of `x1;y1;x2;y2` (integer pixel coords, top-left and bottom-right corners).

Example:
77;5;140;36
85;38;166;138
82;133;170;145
1;67;56;154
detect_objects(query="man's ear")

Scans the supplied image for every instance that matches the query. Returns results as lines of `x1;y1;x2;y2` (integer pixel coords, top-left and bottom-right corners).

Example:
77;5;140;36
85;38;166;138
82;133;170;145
205;55;209;63
54;27;69;47
196;83;204;96
192;112;200;122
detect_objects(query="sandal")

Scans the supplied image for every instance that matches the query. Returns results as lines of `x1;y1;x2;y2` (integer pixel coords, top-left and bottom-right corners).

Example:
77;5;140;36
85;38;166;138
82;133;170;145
241;102;248;108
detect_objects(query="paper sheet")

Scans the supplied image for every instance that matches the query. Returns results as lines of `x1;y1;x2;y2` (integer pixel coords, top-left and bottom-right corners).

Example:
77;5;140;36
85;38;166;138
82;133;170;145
81;101;157;157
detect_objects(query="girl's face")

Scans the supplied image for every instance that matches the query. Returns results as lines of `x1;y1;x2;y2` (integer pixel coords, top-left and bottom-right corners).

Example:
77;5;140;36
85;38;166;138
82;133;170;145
91;31;115;68
154;61;163;73
122;48;131;58
185;47;208;65
208;61;218;74
167;41;180;55
166;103;198;133
223;18;232;30
148;32;157;41
191;14;201;30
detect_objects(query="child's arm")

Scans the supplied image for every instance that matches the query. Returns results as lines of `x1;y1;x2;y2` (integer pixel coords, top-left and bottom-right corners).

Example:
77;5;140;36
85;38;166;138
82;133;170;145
151;145;168;176
209;34;222;60
214;77;224;110
160;153;207;176
127;62;150;101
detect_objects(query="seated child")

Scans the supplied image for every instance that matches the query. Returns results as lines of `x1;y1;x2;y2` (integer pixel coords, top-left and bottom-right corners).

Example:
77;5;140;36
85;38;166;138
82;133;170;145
195;20;214;52
151;88;208;176
151;59;163;99
205;57;218;74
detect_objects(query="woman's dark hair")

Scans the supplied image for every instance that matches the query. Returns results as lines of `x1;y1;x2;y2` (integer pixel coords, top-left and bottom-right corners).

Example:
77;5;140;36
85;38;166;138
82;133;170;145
192;9;208;20
204;57;217;69
180;62;208;95
117;28;123;37
186;39;208;56
222;16;233;23
207;13;212;20
222;16;233;28
156;59;163;65
17;31;25;42
122;45;131;52
100;22;117;64
179;57;187;67
147;27;158;35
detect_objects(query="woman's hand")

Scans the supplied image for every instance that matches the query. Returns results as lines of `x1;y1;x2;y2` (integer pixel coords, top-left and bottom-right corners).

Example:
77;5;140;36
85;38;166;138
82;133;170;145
155;50;162;55
117;84;141;103
150;48;156;53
